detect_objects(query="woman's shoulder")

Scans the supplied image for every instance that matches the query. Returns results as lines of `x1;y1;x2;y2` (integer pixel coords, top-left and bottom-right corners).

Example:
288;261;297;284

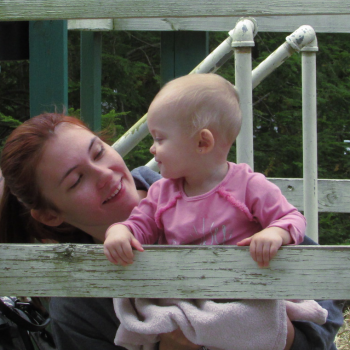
131;166;162;190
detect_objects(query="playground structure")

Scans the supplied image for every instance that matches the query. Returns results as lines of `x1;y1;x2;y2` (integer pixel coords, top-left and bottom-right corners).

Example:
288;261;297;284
0;1;350;300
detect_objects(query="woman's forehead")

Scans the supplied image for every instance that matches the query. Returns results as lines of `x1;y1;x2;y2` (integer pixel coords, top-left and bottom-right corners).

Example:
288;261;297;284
43;124;96;164
55;121;91;134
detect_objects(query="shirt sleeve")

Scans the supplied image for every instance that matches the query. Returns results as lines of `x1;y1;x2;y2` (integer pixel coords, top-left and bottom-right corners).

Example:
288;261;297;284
122;180;163;244
131;166;161;190
244;170;306;244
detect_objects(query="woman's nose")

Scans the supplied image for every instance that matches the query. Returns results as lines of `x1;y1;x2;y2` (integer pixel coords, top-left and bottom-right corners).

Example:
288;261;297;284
95;165;113;189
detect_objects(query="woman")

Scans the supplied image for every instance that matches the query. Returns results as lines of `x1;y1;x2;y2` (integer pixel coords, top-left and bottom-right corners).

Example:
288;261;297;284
0;113;344;350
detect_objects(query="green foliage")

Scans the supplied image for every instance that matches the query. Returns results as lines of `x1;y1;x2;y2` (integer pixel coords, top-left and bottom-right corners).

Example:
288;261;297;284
1;30;350;244
67;31;160;170
0;61;29;121
319;213;350;245
68;31;161;129
210;31;350;244
0;112;22;152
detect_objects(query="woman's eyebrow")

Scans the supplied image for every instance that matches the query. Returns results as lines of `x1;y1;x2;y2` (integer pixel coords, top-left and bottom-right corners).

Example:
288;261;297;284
59;136;97;185
88;136;98;152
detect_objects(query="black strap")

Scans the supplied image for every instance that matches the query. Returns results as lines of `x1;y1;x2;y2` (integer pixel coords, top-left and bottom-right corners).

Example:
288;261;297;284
0;299;50;332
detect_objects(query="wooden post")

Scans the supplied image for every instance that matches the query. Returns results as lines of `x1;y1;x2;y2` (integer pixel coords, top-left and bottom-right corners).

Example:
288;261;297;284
161;31;208;86
80;31;102;131
29;20;68;117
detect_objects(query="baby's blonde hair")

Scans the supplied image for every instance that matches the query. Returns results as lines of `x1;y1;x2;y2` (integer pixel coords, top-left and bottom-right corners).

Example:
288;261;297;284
152;73;242;146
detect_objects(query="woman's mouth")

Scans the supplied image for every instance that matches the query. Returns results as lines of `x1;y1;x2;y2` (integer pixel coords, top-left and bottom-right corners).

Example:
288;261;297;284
103;181;122;204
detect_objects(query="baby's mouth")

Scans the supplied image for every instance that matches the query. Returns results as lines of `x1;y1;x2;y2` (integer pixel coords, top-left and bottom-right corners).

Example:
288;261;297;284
103;180;122;204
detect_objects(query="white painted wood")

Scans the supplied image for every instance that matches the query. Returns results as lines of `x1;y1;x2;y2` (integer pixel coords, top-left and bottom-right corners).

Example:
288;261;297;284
1;1;350;21
302;48;319;241
68;19;113;31
233;19;256;168
1;244;349;299
66;15;350;33
269;178;350;213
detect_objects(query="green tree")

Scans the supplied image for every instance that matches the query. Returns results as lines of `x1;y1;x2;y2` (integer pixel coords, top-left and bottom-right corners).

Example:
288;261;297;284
1;30;350;244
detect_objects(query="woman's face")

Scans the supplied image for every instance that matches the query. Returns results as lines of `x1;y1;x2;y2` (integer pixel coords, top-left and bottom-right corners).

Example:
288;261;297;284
35;123;140;241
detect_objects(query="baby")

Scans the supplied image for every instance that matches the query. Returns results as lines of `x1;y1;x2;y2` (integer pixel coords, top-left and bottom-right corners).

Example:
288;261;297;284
104;74;328;350
104;73;306;268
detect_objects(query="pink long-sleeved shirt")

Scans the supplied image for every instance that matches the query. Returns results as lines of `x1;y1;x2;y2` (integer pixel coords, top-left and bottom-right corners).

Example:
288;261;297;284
122;162;306;246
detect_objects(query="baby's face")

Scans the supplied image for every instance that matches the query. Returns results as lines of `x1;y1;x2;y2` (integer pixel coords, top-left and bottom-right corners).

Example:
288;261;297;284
148;98;199;180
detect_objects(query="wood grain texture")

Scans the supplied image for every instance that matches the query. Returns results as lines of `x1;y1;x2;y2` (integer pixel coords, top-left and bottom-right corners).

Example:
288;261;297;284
1;244;349;299
68;15;350;33
270;178;350;213
1;1;350;21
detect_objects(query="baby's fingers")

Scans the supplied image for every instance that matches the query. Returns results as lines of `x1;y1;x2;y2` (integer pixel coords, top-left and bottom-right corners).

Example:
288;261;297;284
269;244;279;259
117;243;135;265
251;241;270;268
131;237;144;252
237;237;252;246
261;244;272;267
104;246;121;265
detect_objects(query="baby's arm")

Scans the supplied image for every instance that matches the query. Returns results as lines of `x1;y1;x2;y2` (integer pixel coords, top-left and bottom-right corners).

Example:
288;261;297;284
237;227;292;268
104;224;144;266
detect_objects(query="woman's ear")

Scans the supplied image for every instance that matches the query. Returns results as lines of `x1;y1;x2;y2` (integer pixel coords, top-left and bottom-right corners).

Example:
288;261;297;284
30;209;64;227
197;129;215;154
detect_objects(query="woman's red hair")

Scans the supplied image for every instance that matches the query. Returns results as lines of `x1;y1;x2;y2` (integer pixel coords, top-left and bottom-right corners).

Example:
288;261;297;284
0;113;93;243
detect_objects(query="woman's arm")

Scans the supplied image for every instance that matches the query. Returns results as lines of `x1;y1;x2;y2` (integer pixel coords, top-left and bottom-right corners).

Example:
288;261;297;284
289;236;344;350
159;329;201;350
159;237;344;350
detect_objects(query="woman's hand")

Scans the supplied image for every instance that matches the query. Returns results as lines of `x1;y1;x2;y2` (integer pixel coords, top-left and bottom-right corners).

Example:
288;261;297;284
159;329;201;350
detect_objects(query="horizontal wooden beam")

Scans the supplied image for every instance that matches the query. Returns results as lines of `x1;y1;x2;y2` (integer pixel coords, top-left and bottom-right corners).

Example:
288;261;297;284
270;178;350;213
1;244;349;299
69;15;350;33
1;1;350;22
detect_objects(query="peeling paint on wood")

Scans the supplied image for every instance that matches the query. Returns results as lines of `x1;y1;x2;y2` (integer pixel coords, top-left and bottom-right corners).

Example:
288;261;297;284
1;244;350;299
66;16;350;33
270;178;350;212
1;1;350;21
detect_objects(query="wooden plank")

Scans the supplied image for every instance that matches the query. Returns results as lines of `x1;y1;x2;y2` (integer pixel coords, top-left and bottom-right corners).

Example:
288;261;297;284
68;19;113;31
1;244;349;300
270;178;350;213
161;31;209;86
29;20;68;117
80;31;102;131
68;15;350;33
1;1;350;22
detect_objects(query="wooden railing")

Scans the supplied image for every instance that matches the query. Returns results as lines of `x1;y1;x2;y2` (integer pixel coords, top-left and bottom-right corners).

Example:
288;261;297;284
1;244;349;300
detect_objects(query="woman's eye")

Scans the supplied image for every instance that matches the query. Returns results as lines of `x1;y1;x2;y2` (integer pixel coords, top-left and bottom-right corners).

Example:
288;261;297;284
70;175;82;189
94;145;105;160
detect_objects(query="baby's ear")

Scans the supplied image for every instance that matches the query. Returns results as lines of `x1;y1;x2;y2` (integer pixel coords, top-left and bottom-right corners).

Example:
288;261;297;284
197;129;215;154
31;208;64;227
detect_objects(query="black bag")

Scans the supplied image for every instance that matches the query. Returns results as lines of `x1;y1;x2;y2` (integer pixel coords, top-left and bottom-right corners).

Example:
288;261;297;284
0;297;56;350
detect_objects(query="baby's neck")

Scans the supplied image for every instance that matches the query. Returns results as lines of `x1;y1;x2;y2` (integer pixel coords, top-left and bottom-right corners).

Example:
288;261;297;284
183;162;229;197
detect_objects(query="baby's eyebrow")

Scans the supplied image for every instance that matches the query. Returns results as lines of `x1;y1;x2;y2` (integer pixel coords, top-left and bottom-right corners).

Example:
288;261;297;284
59;136;97;185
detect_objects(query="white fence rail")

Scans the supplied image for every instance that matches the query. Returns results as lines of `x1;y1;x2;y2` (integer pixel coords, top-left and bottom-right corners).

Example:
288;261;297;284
1;244;349;300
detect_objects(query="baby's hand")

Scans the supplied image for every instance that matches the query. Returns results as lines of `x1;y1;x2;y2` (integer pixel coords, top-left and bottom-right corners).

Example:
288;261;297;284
237;227;291;268
104;224;144;266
